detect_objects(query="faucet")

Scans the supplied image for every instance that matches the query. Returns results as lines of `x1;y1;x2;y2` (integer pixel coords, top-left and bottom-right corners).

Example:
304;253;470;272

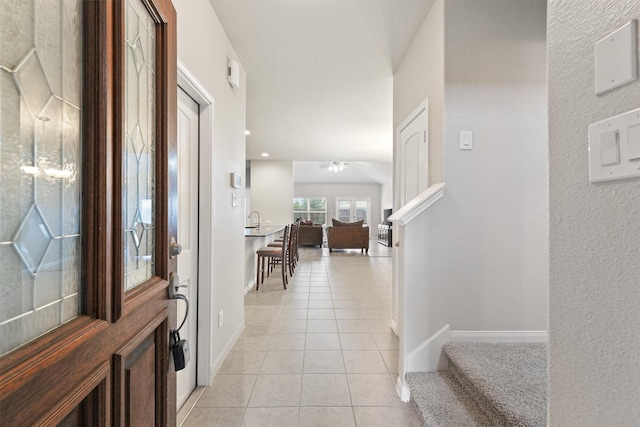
248;210;261;227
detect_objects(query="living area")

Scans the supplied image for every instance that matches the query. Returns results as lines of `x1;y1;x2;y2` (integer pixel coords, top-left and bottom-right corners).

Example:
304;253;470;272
298;218;392;257
248;160;392;242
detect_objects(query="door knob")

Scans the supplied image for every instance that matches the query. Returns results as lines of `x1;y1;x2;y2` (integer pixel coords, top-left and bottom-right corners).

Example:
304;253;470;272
170;237;182;258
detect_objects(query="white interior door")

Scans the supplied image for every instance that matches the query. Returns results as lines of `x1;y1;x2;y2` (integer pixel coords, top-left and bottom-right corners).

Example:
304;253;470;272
398;101;428;206
336;197;371;225
176;88;200;409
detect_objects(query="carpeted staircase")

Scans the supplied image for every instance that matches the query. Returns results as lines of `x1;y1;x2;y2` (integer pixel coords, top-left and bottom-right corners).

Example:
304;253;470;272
406;342;547;427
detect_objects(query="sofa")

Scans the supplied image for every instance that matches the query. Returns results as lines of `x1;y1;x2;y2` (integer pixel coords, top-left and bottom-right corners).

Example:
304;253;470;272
326;219;369;253
296;219;324;247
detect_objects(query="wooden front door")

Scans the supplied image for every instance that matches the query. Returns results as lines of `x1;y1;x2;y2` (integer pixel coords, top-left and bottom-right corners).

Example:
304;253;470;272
0;0;178;425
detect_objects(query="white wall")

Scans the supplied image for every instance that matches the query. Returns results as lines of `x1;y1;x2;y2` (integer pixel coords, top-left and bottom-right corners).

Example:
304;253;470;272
393;0;444;202
380;182;393;212
441;0;548;330
393;0;548;358
548;1;640;425
295;183;382;237
251;160;294;225
173;0;247;380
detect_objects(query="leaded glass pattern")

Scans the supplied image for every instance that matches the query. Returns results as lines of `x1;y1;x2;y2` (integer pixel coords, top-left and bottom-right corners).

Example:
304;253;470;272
0;0;82;356
124;0;156;291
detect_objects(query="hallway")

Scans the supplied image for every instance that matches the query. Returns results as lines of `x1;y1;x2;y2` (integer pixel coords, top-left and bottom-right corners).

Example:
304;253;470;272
180;246;419;426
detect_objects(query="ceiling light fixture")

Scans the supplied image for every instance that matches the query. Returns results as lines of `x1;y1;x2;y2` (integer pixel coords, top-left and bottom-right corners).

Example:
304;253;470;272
327;161;348;172
261;152;270;157
245;129;251;135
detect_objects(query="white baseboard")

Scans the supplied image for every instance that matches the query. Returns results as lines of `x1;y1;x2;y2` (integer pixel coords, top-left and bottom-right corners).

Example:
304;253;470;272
407;324;451;373
390;319;398;336
403;326;548;376
396;375;411;402
449;330;548;342
244;280;255;295
209;320;245;382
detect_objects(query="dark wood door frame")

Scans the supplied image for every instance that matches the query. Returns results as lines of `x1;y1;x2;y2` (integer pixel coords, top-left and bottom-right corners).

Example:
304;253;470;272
0;0;178;425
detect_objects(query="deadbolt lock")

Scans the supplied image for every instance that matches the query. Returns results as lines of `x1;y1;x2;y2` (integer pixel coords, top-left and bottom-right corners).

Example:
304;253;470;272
170;237;182;258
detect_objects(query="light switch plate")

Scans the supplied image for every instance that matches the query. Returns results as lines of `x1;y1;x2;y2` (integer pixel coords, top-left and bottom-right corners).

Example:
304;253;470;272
599;130;619;166
628;124;640;160
589;107;640;182
460;131;473;150
595;20;637;95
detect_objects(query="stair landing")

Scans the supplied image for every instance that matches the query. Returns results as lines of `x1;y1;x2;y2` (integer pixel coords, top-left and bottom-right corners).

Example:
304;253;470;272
408;342;547;427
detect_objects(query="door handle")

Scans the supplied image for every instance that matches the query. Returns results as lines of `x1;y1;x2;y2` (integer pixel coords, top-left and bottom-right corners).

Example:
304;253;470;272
170;237;182;258
168;272;189;331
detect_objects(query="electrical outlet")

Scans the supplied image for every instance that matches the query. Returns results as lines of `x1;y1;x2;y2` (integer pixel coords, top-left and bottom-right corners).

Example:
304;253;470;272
218;310;224;328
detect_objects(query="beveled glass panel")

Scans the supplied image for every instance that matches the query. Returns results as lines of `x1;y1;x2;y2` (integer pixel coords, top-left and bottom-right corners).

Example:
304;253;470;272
124;0;157;291
0;0;82;356
0;0;34;69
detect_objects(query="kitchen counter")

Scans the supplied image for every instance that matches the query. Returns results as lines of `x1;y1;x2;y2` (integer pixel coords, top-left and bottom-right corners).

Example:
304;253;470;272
244;225;286;237
244;225;286;292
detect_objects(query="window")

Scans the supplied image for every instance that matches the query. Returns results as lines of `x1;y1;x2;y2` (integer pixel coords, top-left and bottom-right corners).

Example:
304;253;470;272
293;198;327;225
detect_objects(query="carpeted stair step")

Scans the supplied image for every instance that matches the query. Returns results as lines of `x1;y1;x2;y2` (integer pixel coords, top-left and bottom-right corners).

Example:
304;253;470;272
443;342;547;427
407;371;497;427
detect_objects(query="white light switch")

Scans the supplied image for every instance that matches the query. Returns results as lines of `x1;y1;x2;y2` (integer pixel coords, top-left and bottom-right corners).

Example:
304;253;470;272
600;130;619;166
628;124;640;161
589;107;640;182
594;20;638;95
460;131;473;150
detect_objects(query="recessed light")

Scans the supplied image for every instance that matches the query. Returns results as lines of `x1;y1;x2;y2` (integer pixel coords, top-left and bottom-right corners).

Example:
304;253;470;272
245;129;251;135
261;152;270;157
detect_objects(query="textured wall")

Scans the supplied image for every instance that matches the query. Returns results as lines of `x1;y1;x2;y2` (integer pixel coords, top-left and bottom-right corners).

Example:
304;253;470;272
548;1;640;425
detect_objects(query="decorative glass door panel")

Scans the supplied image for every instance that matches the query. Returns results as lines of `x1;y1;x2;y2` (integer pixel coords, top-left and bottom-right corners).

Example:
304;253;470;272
0;0;82;356
124;0;157;291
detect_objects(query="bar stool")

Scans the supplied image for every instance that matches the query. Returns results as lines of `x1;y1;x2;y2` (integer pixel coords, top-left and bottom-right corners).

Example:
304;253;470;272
256;225;290;290
268;222;298;276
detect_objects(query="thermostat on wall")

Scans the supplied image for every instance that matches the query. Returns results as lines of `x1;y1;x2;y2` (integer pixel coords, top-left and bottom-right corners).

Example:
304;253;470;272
228;59;240;89
231;172;242;188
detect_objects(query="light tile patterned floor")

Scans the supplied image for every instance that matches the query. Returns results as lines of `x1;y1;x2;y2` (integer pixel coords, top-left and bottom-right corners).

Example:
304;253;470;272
181;244;420;427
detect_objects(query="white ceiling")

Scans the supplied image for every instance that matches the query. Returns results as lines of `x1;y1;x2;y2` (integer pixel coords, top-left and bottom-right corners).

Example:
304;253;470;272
208;0;436;167
293;161;393;185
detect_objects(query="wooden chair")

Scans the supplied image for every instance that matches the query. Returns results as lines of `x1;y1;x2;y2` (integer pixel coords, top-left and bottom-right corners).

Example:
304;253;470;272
268;222;298;276
256;224;290;290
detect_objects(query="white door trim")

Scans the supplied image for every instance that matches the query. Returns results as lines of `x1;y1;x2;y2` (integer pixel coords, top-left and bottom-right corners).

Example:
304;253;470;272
177;60;216;387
